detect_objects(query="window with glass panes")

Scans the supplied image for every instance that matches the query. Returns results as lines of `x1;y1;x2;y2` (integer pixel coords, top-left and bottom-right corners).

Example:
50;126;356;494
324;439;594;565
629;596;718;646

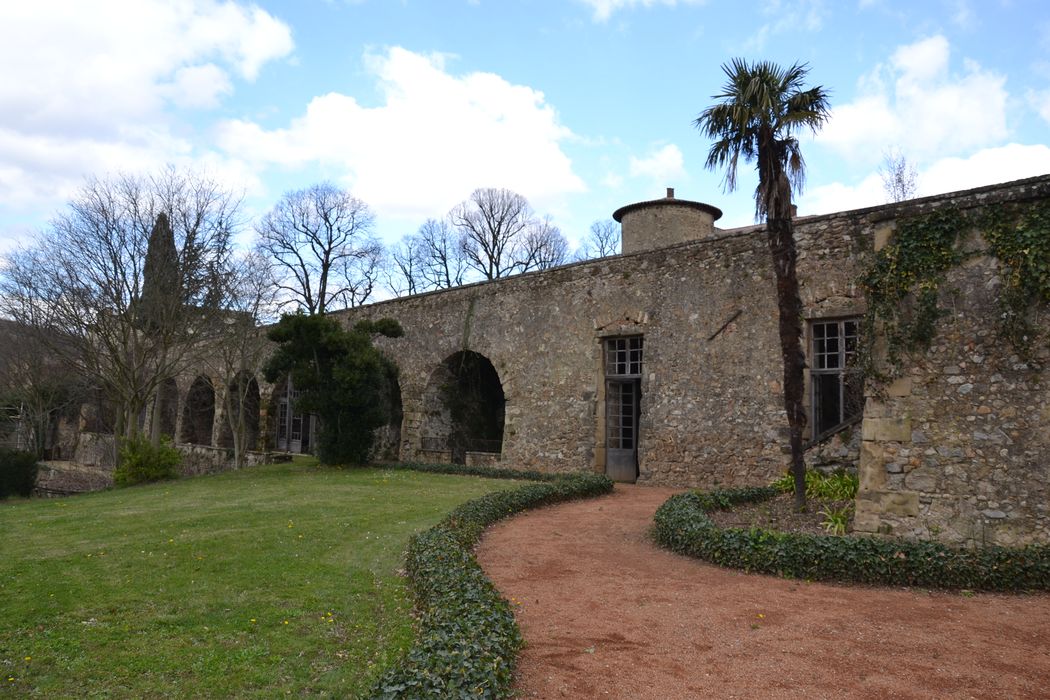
604;337;642;450
605;336;643;377
810;319;863;440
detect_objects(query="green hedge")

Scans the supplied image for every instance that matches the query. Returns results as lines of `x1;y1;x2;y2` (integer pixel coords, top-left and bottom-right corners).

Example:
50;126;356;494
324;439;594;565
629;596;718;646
653;488;1050;592
382;461;560;483
369;471;614;699
0;448;38;498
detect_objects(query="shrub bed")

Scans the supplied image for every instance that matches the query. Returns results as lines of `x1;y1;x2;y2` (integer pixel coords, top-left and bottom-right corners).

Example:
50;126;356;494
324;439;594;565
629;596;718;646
654;488;1050;592
369;471;614;699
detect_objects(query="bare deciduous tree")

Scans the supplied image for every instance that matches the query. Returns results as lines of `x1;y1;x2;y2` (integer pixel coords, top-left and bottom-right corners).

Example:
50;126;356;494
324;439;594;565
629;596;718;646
880;148;918;203
0;167;240;453
521;215;569;271
386;235;424;297
214;251;278;468
256;182;381;314
450;187;568;280
386;218;468;297
0;317;84;457
417;217;467;289
573;219;621;261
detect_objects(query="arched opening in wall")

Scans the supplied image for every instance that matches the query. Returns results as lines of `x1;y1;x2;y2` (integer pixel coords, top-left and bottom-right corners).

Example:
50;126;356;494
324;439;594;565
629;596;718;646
180;376;215;446
217;372;260;450
372;376;403;462
156;378;178;439
421;351;505;464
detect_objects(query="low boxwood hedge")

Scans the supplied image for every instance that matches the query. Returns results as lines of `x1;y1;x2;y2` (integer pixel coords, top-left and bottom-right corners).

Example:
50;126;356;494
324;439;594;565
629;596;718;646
654;488;1050;592
381;461;561;483
369;470;614;699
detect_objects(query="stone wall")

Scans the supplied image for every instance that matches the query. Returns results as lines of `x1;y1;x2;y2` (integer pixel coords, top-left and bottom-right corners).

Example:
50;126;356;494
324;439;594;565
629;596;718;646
335;197;871;489
334;174;1050;546
853;176;1050;547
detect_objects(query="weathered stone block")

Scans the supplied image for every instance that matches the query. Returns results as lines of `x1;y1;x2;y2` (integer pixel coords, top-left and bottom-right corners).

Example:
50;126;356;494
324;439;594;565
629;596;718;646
881;490;920;517
858;441;886;491
904;468;938;493
862;416;912;442
851;509;882;534
873;222;895;252
885;376;913;397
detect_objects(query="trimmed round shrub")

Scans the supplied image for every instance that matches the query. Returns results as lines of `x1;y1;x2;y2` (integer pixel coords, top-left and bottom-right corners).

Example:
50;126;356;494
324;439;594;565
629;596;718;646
114;436;182;487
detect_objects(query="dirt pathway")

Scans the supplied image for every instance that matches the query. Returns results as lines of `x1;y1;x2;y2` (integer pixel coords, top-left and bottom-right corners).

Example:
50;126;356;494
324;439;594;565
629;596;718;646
476;485;1050;699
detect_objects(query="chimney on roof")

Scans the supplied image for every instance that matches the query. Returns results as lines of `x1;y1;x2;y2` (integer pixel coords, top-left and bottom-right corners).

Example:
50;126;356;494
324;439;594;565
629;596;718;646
666;187;675;199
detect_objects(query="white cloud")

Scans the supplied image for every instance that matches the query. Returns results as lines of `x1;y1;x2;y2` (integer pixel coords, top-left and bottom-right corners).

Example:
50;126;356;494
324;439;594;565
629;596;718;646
164;64;234;109
628;144;686;184
948;0;974;29
743;0;827;51
577;0;706;22
819;35;1009;165
216;47;586;222
917;143;1050;194
1028;89;1050;126
801;144;1050;215
801;173;885;215
0;0;292;213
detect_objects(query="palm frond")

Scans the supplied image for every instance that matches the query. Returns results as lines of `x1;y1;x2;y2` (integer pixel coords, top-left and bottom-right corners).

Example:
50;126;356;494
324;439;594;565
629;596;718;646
694;58;829;219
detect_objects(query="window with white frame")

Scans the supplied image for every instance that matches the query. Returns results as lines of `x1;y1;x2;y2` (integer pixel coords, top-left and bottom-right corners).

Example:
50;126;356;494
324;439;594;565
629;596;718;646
810;318;863;440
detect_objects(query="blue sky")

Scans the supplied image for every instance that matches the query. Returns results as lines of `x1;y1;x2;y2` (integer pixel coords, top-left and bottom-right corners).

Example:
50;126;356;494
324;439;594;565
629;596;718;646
2;0;1049;252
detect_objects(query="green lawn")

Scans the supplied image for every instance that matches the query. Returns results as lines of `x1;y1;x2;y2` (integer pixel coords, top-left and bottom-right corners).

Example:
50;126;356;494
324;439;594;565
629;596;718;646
0;461;513;698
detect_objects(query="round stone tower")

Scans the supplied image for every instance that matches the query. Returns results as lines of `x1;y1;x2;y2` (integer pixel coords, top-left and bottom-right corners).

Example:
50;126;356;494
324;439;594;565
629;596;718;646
612;188;723;254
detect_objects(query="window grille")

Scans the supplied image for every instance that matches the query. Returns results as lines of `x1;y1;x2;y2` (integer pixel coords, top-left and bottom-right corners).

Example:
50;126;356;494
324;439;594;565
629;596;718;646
605;336;643;377
810;318;863;440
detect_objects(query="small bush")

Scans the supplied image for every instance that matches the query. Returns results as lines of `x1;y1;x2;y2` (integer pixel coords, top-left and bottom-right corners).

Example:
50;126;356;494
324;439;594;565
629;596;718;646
114;435;181;487
370;471;614;699
771;469;859;500
0;448;39;498
819;504;852;535
653;488;1050;591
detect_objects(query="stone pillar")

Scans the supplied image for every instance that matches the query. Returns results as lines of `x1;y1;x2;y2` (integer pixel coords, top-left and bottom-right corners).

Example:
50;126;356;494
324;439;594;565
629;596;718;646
853;377;918;536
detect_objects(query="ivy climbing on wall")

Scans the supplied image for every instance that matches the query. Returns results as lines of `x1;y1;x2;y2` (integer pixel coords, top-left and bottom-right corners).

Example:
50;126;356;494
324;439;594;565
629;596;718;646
860;200;1050;384
981;200;1050;352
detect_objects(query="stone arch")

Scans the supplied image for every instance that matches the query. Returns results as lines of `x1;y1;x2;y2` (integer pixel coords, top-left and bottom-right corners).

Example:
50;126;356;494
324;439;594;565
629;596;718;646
180;375;215;446
421;350;505;464
217;372;260;450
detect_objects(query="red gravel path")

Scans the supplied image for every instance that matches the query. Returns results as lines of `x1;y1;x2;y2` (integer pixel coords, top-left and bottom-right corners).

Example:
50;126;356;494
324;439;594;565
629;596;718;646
475;484;1050;699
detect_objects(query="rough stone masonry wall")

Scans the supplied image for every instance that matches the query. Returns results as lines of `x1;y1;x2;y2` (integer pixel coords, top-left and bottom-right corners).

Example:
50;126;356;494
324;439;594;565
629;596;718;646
854;176;1050;547
337;206;869;489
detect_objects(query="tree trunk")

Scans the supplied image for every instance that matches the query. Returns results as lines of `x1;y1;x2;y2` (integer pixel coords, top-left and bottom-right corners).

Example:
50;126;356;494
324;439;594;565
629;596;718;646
766;214;808;511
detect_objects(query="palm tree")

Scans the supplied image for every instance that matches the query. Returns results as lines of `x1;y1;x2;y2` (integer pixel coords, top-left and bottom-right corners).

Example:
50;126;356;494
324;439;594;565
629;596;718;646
695;59;830;510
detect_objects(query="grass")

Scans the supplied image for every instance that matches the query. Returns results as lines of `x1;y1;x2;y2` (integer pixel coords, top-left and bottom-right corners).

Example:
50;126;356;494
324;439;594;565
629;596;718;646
0;459;517;698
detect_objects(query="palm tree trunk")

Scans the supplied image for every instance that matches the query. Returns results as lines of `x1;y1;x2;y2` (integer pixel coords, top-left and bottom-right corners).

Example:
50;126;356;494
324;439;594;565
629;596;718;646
766;214;808;511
